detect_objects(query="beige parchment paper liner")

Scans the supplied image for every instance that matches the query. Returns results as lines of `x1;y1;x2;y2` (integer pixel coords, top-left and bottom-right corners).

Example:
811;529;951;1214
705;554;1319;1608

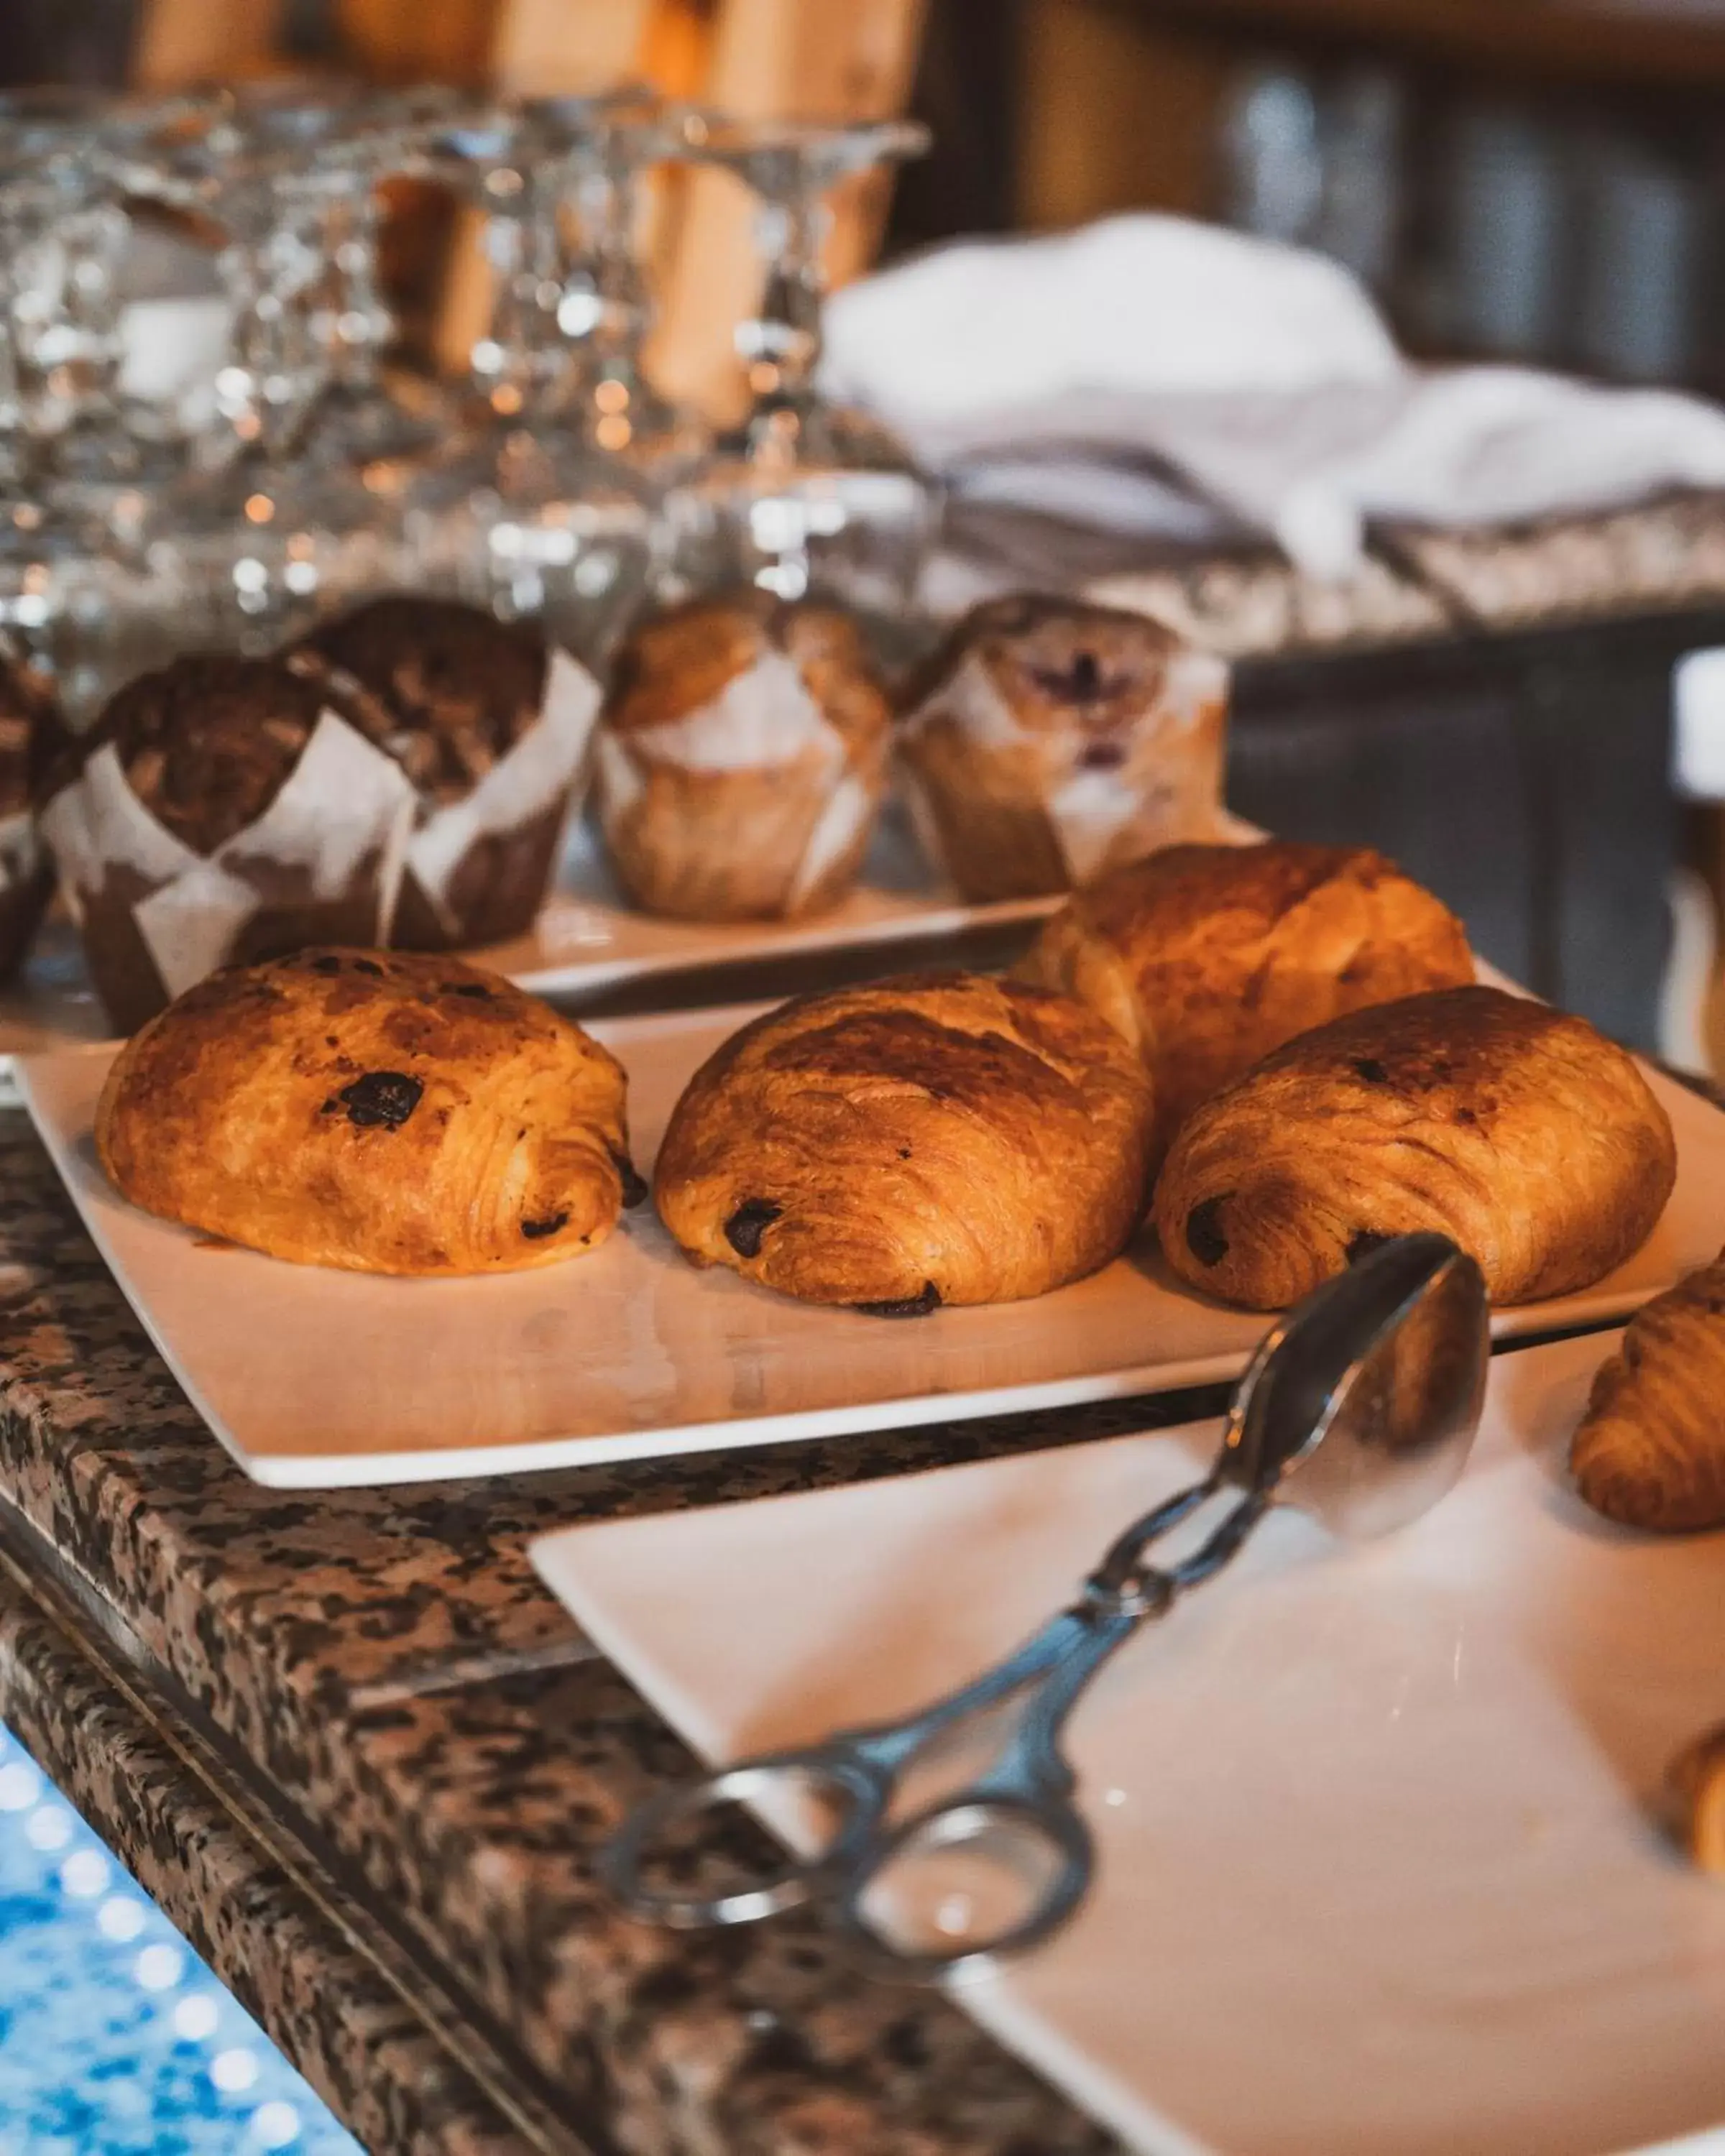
594;645;885;921
40;711;416;1032
390;644;602;949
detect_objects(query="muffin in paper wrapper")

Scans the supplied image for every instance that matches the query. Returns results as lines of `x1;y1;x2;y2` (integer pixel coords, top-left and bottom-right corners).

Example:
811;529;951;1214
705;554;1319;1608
290;601;602;952
594;596;891;923
896;594;1228;902
40;710;415;1034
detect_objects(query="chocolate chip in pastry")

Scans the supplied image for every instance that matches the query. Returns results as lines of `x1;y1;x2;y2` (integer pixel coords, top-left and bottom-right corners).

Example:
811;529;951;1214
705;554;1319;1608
896;593;1226;901
1021;841;1474;1153
38;655;415;1033
594;591;891;922
292;596;596;950
96;948;640;1275
1155;985;1675;1309
653;972;1156;1309
1568;1252;1725;1532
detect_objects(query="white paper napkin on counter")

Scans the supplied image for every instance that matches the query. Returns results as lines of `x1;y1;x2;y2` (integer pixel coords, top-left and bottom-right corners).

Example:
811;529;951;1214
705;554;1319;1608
827;215;1725;579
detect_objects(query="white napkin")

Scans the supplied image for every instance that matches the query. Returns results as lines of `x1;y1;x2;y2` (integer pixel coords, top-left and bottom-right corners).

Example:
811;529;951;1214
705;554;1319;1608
822;213;1404;429
828;215;1725;579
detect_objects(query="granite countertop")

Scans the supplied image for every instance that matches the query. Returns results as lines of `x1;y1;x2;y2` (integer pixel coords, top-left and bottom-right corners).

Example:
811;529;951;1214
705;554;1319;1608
0;1110;1236;2156
7;492;1724;2152
941;488;1725;659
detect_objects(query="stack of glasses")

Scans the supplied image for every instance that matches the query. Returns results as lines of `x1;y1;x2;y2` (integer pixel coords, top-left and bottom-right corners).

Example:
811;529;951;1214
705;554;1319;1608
0;82;937;724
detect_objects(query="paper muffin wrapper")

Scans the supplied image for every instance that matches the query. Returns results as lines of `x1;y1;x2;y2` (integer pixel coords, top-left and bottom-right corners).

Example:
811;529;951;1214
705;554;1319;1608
899;642;1230;893
40;711;417;1028
594;646;878;920
403;644;601;945
597;737;880;922
611;646;850;774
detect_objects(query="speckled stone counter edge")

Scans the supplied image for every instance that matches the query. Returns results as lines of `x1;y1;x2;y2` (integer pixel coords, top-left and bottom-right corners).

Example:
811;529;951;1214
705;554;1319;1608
0;1532;591;2156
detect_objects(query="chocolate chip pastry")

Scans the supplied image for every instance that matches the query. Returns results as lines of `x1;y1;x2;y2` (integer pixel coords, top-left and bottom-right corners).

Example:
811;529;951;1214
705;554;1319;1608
1568;1251;1725;1532
1021;840;1474;1156
293;596;593;949
594;591;892;922
896;593;1228;902
96;948;642;1274
654;972;1156;1310
1156;985;1675;1309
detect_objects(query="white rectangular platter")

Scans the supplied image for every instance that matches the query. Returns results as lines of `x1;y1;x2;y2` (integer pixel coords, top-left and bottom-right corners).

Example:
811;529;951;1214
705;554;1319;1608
17;999;1725;1487
532;1331;1725;2156
0;808;1059;1063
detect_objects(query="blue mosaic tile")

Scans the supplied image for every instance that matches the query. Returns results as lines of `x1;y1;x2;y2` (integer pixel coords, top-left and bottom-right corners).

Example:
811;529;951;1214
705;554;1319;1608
0;1721;365;2155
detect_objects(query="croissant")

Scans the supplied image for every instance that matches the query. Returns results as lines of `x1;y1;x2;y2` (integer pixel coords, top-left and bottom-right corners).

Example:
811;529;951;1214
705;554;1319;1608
1020;840;1474;1153
1666;1722;1725;1873
653;972;1156;1309
1156;985;1675;1309
96;948;641;1275
1568;1253;1725;1531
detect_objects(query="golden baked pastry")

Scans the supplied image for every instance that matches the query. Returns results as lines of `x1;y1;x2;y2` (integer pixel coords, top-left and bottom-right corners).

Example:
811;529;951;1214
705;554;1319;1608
1021;840;1473;1152
896;593;1227;901
96;948;641;1275
594;591;891;921
654;972;1156;1309
1568;1253;1725;1532
1156;985;1675;1309
1666;1723;1725;1873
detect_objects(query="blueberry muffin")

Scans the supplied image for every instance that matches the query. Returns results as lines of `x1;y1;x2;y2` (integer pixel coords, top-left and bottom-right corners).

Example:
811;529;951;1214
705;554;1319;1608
896;594;1228;901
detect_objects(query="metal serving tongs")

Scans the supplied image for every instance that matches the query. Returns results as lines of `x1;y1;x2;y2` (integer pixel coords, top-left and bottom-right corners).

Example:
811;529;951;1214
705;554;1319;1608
601;1233;1489;1979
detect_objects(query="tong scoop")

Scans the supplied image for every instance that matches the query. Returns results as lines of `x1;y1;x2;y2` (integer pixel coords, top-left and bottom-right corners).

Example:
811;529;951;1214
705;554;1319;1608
601;1232;1489;1978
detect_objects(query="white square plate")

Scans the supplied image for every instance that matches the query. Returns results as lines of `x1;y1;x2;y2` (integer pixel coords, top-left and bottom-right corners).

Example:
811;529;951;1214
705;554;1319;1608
16;1000;1725;1487
532;1332;1725;2156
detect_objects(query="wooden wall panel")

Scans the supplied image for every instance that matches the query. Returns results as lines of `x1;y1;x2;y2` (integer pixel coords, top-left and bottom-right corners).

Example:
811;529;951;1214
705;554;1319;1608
648;0;929;421
1017;0;1228;231
132;0;287;87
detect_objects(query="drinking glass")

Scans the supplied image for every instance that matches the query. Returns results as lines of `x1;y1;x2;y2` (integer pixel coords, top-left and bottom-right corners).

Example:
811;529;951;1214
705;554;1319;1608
405;95;656;661
558;100;707;479
127;89;412;655
661;114;937;618
293;84;466;476
0;91;191;715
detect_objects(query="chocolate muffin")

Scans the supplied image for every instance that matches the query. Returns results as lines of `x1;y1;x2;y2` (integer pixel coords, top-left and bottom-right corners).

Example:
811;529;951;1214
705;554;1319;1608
38;654;416;1033
0;642;58;982
896;594;1228;901
593;591;892;922
292;596;599;949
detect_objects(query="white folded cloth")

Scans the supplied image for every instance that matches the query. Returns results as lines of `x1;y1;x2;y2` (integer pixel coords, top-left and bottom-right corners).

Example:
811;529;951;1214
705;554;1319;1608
826;215;1725;579
823;213;1403;427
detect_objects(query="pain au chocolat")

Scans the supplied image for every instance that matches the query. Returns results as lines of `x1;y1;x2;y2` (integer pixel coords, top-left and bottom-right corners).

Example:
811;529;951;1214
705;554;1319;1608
1569;1251;1725;1533
96;948;642;1275
653;972;1156;1310
1155;985;1675;1309
1020;840;1474;1154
